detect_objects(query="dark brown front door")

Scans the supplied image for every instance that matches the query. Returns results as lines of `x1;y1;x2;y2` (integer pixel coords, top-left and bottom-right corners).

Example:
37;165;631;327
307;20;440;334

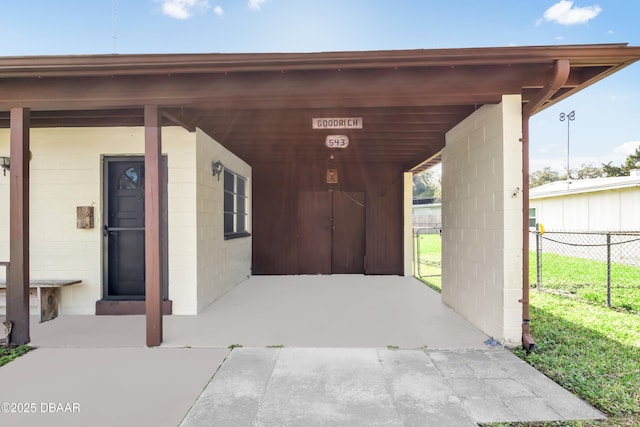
105;160;146;298
299;192;332;274
103;157;168;300
332;191;366;273
298;191;366;274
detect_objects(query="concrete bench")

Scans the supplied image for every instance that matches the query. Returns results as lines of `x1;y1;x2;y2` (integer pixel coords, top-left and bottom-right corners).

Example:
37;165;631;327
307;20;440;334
0;266;81;323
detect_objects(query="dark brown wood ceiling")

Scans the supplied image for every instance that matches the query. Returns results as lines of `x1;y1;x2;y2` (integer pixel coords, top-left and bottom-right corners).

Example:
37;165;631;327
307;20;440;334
1;44;639;172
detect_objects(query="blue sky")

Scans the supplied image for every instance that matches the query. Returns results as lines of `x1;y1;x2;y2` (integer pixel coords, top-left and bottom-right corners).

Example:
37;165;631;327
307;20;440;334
1;0;639;173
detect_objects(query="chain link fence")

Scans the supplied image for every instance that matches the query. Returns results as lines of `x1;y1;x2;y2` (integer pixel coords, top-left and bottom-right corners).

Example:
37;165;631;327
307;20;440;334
530;230;640;313
413;227;441;286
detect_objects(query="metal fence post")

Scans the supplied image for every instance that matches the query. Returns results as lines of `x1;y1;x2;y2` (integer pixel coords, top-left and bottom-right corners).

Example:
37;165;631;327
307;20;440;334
606;232;611;308
414;229;419;277
536;231;542;290
417;229;423;277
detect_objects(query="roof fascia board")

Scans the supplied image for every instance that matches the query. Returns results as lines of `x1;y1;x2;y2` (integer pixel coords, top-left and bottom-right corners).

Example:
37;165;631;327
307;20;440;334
1;44;639;78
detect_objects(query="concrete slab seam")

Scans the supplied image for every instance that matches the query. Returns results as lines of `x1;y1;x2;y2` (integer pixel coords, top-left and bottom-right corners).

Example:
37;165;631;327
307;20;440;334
177;349;232;426
250;347;281;427
375;349;409;424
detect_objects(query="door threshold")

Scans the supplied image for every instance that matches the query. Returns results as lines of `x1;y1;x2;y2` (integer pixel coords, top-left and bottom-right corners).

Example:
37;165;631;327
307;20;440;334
96;299;173;315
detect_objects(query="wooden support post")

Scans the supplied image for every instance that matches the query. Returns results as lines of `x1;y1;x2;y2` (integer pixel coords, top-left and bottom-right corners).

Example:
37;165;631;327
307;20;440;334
144;105;163;347
7;108;30;345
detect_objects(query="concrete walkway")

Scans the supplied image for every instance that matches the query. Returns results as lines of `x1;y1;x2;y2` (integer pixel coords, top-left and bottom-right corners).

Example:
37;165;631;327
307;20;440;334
0;276;606;426
181;347;604;427
0;346;229;427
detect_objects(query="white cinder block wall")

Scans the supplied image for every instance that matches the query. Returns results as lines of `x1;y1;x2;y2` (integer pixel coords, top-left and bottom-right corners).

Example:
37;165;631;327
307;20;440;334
441;95;523;345
0;126;251;316
195;129;251;312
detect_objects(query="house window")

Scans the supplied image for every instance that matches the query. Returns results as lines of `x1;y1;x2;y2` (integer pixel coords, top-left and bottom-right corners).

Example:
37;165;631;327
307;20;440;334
528;207;537;228
224;169;250;239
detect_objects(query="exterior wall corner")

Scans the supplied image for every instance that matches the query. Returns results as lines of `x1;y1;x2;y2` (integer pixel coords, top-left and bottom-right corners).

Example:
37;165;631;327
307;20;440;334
441;95;523;343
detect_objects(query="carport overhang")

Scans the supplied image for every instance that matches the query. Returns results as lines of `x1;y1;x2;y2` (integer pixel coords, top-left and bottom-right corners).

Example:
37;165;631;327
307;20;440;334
2;43;640;347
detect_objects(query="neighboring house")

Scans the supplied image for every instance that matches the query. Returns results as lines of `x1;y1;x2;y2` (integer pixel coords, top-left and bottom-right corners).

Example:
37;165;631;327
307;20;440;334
1;44;639;346
529;170;640;231
413;199;442;228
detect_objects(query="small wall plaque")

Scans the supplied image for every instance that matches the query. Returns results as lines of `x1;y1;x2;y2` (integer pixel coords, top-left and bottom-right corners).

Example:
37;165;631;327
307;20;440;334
326;169;338;184
77;206;95;229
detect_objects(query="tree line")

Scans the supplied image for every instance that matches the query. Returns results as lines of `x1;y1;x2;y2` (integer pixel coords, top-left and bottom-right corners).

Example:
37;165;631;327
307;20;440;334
530;146;640;188
412;146;640;196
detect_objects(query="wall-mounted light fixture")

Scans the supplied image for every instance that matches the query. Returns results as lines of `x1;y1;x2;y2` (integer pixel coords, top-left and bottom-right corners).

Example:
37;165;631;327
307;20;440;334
0;156;9;176
212;160;224;181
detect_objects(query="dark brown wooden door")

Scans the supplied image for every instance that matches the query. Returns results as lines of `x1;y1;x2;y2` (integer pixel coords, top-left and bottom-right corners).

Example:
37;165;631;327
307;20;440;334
298;191;366;274
299;192;332;274
103;158;168;300
332;192;366;273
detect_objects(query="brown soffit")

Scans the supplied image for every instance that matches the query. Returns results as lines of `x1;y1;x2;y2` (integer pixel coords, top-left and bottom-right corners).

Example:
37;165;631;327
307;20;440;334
0;43;639;172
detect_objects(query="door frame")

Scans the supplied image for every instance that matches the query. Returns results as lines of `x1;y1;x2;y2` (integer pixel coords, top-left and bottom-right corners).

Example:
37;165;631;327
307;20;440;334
101;155;169;301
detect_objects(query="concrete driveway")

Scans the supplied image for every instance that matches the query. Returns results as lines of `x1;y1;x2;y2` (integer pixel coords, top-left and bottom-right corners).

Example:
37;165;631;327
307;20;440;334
0;276;605;426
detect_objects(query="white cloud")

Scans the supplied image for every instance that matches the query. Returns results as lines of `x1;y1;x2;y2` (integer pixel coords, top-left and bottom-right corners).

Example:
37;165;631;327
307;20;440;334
541;1;602;26
214;5;223;16
248;0;268;11
613;140;640;156
161;0;210;19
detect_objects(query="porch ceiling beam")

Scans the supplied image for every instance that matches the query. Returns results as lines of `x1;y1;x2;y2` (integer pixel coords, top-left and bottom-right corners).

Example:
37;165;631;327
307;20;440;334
204;105;478;117
235;141;442;149
144;105;163;347
7;107;30;345
213;130;448;139
0;65;543;111
162;108;197;132
232;148;441;158
201;113;470;124
234;152;441;164
406;151;443;173
191;94;503;110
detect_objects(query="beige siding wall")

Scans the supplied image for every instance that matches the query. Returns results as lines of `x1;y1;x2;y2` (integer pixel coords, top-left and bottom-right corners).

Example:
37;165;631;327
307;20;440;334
531;188;640;231
0;126;251;316
194;129;251;312
441;95;523;345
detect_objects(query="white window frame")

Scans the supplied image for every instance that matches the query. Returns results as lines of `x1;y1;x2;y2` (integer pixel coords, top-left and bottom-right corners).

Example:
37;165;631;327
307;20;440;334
528;207;537;228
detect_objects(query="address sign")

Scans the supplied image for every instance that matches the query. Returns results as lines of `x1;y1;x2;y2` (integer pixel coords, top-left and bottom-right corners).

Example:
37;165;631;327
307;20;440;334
312;117;363;129
325;135;349;148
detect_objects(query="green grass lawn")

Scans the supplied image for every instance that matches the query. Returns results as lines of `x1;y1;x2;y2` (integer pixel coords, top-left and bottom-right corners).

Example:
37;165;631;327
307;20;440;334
414;233;442;291
0;345;31;367
529;252;640;313
508;291;640;426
